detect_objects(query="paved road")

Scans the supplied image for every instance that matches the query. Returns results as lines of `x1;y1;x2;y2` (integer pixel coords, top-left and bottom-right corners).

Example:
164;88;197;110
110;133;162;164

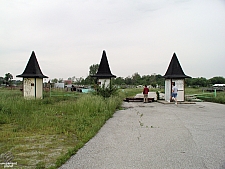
59;102;225;169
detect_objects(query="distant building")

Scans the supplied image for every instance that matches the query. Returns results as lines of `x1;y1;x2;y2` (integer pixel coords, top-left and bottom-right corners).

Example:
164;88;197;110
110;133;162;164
213;84;225;87
64;80;72;85
54;83;65;88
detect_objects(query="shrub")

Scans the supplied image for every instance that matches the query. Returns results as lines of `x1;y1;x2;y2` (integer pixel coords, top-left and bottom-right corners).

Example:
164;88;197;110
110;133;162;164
93;83;118;98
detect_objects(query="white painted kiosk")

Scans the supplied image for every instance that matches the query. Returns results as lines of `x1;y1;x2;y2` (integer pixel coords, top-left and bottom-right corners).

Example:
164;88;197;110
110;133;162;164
91;50;116;87
16;51;48;99
163;53;191;102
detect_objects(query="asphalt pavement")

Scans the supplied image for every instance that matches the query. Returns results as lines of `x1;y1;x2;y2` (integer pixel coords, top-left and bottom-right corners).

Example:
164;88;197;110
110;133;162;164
59;101;225;169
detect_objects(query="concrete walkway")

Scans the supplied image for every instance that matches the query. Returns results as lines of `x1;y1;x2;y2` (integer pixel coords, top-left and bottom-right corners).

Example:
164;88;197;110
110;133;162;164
59;101;225;169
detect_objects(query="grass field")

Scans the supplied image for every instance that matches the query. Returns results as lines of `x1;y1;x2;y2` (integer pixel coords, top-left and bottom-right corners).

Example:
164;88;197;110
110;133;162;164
185;87;225;104
0;87;224;168
0;87;143;169
0;89;80;168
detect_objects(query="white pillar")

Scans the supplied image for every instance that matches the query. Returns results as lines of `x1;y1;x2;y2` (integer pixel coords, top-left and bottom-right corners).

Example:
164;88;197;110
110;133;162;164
165;79;171;102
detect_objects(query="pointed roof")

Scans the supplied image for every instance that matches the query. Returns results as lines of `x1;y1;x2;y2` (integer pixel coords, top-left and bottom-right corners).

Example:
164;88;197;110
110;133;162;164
16;51;48;78
163;53;190;79
92;50;116;78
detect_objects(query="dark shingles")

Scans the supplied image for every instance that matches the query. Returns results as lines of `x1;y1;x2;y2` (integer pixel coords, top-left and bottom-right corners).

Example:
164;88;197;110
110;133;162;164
16;51;48;78
163;53;191;79
92;50;116;78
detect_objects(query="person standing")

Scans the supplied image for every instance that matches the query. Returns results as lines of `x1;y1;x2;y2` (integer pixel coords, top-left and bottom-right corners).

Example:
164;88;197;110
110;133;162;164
143;85;149;103
171;82;178;104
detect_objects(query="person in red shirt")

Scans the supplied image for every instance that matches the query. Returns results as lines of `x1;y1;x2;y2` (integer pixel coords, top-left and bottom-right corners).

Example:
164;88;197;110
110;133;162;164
143;85;149;103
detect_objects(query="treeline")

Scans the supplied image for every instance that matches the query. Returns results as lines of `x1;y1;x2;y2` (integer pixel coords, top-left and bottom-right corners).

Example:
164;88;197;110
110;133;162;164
1;68;225;88
64;64;225;87
185;76;225;87
65;73;225;88
111;74;225;87
59;73;164;87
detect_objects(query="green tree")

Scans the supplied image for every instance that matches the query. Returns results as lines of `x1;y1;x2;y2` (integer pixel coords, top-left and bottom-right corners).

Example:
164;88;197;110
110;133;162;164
84;76;92;85
89;64;99;76
93;83;118;98
141;75;151;86
209;76;225;85
0;77;4;85
185;78;193;87
132;72;141;85
186;77;209;87
124;76;132;85
155;74;164;87
4;73;13;86
51;78;58;83
75;77;84;85
149;74;157;87
58;78;64;83
112;77;125;85
195;77;208;87
83;64;100;85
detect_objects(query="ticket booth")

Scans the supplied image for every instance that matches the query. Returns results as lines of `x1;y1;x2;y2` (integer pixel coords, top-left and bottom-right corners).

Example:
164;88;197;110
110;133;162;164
91;50;116;87
163;53;191;102
16;51;48;99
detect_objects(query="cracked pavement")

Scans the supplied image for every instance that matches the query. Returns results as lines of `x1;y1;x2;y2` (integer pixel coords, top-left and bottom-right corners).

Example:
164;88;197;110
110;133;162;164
59;101;225;169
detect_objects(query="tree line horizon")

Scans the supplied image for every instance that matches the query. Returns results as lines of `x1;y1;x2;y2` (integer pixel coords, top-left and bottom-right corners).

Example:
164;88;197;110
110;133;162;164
1;64;225;87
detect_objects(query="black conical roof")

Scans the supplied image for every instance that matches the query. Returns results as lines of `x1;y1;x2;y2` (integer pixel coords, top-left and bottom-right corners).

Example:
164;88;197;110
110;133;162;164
16;51;48;78
163;53;190;79
92;50;116;78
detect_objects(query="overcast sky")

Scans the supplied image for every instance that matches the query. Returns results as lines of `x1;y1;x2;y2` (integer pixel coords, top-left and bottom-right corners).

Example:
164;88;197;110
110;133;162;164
1;0;225;81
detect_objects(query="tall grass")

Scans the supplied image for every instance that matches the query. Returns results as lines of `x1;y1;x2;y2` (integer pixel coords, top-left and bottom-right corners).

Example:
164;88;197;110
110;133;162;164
199;92;225;104
185;87;203;95
120;88;143;98
0;88;124;168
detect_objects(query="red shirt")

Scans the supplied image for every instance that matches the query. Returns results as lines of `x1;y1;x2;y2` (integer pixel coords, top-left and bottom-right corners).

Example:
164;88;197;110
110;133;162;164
143;87;149;94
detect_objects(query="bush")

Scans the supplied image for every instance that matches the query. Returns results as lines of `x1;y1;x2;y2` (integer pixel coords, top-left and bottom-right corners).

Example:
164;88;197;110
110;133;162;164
93;83;119;98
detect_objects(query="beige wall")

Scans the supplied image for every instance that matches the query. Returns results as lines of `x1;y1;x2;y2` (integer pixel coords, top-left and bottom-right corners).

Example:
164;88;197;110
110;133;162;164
23;78;43;99
36;78;43;99
23;78;35;98
98;79;110;88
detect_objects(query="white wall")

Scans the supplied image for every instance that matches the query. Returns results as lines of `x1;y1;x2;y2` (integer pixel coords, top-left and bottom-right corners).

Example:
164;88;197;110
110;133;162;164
23;78;43;99
165;79;171;102
23;78;35;98
173;79;184;102
98;79;110;88
164;79;185;102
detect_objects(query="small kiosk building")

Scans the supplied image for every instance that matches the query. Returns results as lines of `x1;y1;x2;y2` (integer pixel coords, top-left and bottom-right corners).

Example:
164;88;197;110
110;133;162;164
163;53;191;102
91;50;116;87
16;51;48;99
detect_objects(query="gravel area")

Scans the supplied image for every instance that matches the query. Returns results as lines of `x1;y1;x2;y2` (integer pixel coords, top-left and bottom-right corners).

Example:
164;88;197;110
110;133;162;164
59;101;225;169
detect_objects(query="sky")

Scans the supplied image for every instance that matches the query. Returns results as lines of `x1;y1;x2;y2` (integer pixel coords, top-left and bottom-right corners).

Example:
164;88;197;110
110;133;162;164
1;0;225;81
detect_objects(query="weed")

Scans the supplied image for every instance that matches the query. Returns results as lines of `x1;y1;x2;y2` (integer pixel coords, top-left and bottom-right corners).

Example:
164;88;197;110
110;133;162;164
35;162;46;169
0;88;124;168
